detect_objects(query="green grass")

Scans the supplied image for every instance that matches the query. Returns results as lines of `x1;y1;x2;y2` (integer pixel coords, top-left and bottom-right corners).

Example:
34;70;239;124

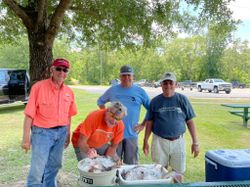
0;89;250;185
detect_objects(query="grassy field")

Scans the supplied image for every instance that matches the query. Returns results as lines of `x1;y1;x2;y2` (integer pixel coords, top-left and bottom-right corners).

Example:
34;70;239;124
0;88;250;186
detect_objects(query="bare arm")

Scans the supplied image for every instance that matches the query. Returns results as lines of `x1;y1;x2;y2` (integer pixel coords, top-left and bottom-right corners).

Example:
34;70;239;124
78;134;97;158
187;119;200;158
105;143;118;157
134;119;147;134
22;115;33;153
64;117;71;148
143;120;153;156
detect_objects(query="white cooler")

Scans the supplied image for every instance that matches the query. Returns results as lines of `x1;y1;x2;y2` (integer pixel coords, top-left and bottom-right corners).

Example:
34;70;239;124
117;164;173;185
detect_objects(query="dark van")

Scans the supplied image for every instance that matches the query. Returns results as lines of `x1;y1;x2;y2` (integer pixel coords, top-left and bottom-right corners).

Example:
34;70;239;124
0;68;30;104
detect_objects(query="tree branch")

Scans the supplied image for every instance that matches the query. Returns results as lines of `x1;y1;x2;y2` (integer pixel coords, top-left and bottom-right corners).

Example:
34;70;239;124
3;0;34;30
45;0;72;45
35;0;46;31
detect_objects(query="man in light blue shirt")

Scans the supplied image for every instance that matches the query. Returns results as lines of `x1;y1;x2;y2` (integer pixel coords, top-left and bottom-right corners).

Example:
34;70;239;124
97;65;150;164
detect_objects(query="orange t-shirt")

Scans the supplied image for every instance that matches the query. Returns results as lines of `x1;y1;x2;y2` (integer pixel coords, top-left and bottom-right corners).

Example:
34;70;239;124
24;78;77;128
71;109;124;148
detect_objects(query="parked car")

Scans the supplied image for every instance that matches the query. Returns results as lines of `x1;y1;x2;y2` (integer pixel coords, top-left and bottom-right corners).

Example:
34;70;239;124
110;79;120;86
153;80;161;88
134;79;147;87
0;68;30;104
196;78;232;94
231;80;246;89
179;80;197;91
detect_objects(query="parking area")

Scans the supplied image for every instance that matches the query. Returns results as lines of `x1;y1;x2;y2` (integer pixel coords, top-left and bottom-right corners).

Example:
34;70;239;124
71;85;250;99
147;87;250;99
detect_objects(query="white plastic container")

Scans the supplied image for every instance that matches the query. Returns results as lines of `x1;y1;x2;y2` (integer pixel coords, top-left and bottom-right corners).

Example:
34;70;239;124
117;164;173;185
77;159;117;186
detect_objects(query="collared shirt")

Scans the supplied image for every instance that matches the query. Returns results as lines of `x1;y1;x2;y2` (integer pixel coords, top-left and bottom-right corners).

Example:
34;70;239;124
25;78;77;128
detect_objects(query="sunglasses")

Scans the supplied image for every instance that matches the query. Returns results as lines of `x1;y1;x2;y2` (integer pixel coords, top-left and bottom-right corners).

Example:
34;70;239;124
109;112;122;121
55;67;69;73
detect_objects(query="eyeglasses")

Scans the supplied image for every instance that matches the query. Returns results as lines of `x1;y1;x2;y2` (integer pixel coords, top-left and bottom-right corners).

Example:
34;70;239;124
109;112;122;121
55;67;69;73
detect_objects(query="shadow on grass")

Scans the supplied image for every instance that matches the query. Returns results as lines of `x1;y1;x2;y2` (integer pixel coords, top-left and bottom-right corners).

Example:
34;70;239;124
0;104;25;114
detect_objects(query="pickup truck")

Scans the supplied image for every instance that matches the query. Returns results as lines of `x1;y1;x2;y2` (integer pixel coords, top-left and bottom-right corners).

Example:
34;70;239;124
179;80;197;90
0;68;30;105
196;79;232;94
231;80;246;89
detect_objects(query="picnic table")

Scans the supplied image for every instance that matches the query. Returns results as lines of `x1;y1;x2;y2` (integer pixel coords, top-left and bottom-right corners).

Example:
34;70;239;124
221;104;250;127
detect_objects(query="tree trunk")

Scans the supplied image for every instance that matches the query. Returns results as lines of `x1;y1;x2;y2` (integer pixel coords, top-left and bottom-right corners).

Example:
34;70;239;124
28;31;53;85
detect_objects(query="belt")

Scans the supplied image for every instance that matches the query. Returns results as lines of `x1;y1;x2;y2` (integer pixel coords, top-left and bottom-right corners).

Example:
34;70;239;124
50;126;64;129
162;135;181;141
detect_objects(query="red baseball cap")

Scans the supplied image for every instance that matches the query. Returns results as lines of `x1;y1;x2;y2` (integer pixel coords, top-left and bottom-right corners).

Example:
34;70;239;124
52;58;70;68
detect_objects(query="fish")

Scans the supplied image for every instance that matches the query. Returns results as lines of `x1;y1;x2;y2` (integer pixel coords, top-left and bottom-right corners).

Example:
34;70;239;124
78;156;119;173
121;164;169;181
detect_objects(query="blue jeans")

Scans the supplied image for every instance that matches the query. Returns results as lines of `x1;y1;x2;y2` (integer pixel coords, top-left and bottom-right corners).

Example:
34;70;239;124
117;138;138;164
27;126;67;187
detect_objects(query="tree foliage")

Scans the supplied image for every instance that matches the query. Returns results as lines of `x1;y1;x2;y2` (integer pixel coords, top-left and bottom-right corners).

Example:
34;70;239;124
0;0;237;83
1;36;250;85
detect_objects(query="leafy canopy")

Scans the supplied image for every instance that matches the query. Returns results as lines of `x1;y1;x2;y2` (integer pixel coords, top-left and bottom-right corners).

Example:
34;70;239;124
0;0;237;49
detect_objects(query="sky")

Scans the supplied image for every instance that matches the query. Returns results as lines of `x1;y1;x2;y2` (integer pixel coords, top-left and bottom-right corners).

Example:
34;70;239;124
229;0;250;42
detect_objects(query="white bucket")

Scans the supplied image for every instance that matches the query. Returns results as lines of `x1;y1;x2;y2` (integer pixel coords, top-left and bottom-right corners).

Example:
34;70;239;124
77;160;117;186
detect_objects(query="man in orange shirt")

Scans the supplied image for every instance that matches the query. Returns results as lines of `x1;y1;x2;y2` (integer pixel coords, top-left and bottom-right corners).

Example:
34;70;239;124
22;58;77;187
72;102;126;161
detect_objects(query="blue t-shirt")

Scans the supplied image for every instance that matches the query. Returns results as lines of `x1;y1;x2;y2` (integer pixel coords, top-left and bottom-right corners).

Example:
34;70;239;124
97;84;150;138
147;92;195;138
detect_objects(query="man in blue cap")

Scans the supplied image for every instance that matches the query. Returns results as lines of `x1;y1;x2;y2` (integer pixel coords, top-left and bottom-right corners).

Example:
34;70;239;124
97;65;150;164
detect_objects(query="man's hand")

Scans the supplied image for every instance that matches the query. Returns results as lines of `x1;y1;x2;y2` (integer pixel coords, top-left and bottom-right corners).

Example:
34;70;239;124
134;123;145;133
22;141;30;153
191;143;200;158
87;148;98;158
64;132;70;148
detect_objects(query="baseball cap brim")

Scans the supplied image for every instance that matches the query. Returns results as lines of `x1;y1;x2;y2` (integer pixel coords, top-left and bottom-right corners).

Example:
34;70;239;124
120;72;134;75
161;77;175;82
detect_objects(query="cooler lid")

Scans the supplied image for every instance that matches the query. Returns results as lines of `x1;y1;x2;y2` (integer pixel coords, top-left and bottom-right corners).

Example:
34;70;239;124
205;149;250;168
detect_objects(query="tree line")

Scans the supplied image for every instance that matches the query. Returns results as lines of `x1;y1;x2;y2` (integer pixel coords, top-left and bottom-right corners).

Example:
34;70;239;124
0;36;249;85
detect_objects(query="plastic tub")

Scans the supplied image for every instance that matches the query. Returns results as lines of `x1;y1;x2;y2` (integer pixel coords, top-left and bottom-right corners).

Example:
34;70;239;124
117;164;173;185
